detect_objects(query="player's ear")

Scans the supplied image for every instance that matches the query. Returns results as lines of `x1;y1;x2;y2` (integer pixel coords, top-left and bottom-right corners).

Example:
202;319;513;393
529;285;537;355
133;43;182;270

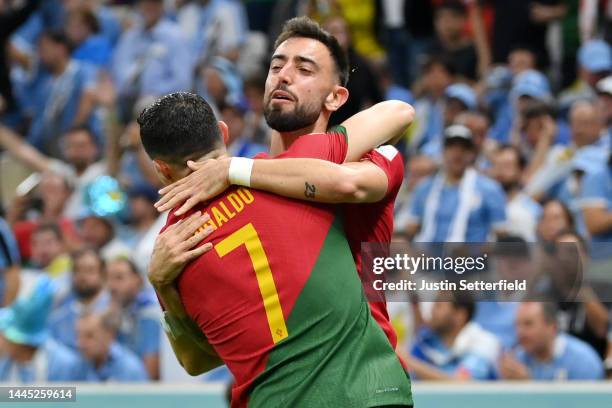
153;159;173;184
324;85;349;112
218;121;229;145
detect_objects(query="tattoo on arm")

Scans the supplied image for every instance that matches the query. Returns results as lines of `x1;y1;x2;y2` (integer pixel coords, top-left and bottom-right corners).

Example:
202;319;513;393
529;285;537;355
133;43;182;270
304;182;316;199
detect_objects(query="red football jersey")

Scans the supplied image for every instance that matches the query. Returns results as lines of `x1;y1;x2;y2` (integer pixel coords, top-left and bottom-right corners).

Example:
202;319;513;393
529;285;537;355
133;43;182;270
159;132;412;408
261;135;405;359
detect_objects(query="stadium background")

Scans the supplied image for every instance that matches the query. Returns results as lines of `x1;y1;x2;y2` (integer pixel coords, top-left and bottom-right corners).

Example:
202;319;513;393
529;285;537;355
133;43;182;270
1;0;612;407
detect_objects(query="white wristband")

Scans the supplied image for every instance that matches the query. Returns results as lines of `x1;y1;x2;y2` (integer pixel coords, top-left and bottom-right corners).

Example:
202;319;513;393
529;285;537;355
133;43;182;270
228;157;254;187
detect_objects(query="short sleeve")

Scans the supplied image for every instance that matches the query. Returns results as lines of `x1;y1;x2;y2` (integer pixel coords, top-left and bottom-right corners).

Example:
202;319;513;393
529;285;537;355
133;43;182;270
278;126;349;164
361;145;405;196
580;169;610;209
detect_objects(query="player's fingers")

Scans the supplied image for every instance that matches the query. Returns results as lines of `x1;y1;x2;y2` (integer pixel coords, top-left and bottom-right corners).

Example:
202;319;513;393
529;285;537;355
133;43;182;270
177;212;209;240
179;225;214;252
158;177;187;195
183;242;214;262
175;194;204;216
168;211;201;235
156;188;193;212
187;160;204;171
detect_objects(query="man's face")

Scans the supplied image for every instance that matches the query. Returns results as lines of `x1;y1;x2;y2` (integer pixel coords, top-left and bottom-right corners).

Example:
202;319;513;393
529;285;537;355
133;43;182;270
31;230;64;269
72;252;105;300
434;9;465;42
423;63;452;96
139;0;164;28
537;201;571;242
444;99;467;127
38;36;63;69
491;149;521;190
80;217;113;249
77;316;112;362
429;302;455;334
509;50;536;76
516;303;556;356
107;260;141;306
570;104;602;147
597;94;612;126
443;141;473;176
62;130;98;172
264;37;337;132
129;196;157;224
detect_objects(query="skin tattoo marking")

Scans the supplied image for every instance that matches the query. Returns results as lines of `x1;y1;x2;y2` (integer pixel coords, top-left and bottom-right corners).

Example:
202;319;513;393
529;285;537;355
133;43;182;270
304;182;316;199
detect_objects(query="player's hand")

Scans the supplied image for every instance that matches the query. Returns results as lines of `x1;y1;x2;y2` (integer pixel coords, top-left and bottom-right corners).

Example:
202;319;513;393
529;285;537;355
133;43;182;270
148;211;214;288
155;158;232;216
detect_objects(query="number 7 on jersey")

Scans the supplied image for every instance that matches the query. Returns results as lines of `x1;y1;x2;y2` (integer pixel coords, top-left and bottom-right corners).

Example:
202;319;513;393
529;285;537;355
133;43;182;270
215;223;289;343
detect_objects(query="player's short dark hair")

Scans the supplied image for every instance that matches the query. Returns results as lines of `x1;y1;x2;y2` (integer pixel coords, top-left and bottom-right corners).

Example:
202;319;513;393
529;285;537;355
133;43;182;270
33;222;64;242
274;16;349;87
138;92;222;165
40;29;74;53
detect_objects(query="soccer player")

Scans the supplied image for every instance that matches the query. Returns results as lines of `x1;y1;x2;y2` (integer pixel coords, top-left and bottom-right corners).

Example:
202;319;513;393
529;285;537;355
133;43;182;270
154;17;410;361
142;92;413;407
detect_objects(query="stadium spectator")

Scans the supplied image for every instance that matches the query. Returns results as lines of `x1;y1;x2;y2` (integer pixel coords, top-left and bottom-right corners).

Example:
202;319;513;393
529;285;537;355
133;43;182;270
8;171;80;261
29;223;71;278
404;124;506;242
559;39;612;111
19;30;100;158
420;83;478;159
551;230;609;359
66;6;113;68
580;150;612;258
0;276;81;382
537;200;575;243
597;75;612;141
0;0;39;117
529;100;609;191
107;257;160;379
490;145;542;242
409;55;455;154
112;0;191;118
175;0;248;65
49;248;110;349
323;14;383;126
426;1;478;81
0;215;20;306
409;293;500;380
0;125;107;220
499;302;604;380
454;110;492;170
221;101;268;159
508;46;538;77
75;311;148;382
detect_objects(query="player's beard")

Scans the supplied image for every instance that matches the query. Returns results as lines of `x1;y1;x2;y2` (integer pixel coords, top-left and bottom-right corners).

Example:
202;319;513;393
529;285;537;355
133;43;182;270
264;96;323;132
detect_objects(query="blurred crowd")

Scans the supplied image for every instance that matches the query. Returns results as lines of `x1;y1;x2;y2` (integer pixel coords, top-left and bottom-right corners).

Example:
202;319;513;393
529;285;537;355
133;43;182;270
0;0;612;385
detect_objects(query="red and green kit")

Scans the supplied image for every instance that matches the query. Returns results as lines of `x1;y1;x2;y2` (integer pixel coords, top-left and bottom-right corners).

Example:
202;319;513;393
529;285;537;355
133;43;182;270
164;132;413;407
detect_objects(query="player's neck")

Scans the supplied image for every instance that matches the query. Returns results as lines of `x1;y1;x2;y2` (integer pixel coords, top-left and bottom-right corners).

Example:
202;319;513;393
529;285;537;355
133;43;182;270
273;118;329;154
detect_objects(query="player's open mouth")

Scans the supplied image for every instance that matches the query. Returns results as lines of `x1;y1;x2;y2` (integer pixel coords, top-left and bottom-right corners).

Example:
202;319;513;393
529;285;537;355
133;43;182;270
271;90;295;102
